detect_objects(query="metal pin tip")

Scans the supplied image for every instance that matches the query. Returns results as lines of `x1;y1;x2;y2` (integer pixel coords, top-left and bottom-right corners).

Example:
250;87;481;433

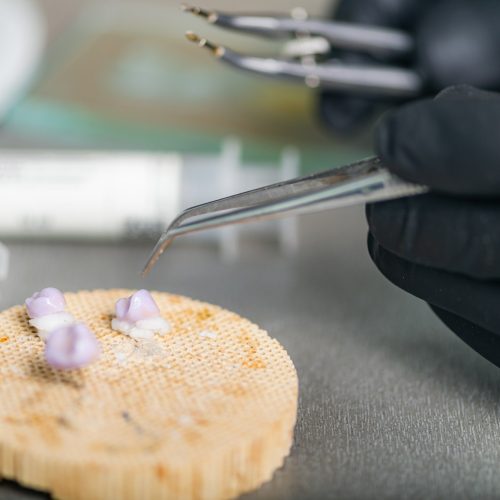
180;4;217;21
141;234;172;277
140;252;156;277
185;30;201;43
180;3;199;14
141;262;154;277
184;31;225;57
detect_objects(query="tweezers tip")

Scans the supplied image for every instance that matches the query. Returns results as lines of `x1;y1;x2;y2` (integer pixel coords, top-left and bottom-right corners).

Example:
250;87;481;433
180;3;198;14
141;254;157;277
185;30;200;43
141;234;176;277
184;31;225;57
141;239;163;277
180;4;217;22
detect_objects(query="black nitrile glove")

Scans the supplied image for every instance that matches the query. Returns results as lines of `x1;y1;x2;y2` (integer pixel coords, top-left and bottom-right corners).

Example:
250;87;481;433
319;0;500;134
366;84;500;367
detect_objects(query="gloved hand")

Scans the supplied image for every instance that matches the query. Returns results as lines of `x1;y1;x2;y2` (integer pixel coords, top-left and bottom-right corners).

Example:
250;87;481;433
319;0;500;133
367;84;500;367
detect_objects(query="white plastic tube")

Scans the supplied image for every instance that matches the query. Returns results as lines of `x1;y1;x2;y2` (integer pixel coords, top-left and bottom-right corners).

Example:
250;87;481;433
0;151;182;239
0;143;300;255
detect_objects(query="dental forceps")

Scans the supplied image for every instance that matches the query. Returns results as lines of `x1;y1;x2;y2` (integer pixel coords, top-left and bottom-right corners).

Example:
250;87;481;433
181;4;423;98
142;157;428;275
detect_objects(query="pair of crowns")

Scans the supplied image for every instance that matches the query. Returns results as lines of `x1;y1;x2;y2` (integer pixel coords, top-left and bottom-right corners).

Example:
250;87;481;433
25;288;171;370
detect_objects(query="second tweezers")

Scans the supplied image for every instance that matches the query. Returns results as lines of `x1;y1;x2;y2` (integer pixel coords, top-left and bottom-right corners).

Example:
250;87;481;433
183;5;423;97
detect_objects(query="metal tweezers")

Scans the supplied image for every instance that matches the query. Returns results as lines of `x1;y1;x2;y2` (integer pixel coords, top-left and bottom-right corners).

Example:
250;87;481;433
182;4;423;98
142;157;428;275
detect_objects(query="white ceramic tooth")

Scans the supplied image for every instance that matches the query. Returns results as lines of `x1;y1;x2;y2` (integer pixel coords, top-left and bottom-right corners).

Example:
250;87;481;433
129;327;155;340
29;312;75;333
111;318;132;334
136;317;171;333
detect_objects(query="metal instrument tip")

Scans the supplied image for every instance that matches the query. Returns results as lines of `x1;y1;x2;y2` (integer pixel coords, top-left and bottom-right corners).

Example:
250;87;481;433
185;30;201;43
184;31;225;57
141;234;172;277
180;4;218;22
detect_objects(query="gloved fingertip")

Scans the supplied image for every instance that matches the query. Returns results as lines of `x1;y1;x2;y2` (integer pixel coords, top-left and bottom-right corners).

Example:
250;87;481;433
436;84;499;102
374;105;423;184
374;113;397;166
366;199;408;256
375;93;500;194
436;84;479;101
367;232;379;263
374;112;411;177
365;203;373;226
318;91;376;134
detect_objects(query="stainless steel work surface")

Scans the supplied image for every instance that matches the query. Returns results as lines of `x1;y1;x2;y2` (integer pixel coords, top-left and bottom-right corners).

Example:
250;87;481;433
1;208;500;500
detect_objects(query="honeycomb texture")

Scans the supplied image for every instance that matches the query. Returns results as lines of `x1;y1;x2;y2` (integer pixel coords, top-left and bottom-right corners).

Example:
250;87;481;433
0;290;298;500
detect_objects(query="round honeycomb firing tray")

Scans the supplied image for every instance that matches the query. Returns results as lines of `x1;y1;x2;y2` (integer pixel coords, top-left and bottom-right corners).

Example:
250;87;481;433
0;290;298;499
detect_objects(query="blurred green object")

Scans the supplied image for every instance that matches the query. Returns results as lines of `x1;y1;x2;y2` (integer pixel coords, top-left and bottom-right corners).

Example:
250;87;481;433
5;2;370;171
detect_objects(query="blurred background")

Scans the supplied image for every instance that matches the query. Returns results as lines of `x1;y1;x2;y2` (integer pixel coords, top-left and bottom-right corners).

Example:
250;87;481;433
2;0;362;155
0;0;371;254
6;5;500;500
